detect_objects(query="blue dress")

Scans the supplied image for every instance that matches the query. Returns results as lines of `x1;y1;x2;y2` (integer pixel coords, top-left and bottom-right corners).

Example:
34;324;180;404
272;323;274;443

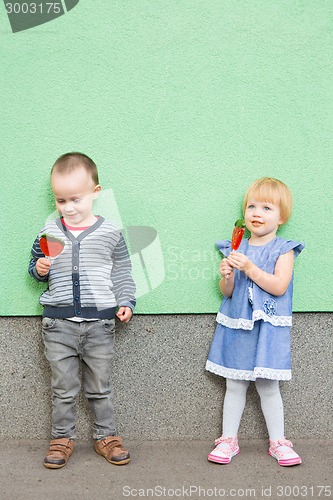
206;237;304;381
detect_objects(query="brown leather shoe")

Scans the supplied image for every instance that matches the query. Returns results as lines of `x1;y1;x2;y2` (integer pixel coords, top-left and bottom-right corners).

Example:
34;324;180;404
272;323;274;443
44;438;75;469
94;436;130;465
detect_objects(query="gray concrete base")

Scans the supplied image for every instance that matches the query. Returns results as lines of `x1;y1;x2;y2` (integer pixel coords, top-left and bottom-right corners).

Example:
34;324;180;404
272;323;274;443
0;439;332;500
0;314;332;440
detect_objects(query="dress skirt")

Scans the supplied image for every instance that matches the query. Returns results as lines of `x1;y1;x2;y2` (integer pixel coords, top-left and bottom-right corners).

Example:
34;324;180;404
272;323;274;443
206;319;292;381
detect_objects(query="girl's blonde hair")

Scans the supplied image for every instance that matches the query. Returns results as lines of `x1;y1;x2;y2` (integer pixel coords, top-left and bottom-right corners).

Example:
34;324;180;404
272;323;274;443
242;177;293;224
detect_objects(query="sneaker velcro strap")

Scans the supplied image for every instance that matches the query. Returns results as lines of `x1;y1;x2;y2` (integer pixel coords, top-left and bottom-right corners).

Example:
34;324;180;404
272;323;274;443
49;439;74;453
99;437;126;458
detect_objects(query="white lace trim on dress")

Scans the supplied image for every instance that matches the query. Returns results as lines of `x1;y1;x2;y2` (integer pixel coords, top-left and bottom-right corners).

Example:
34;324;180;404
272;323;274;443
206;360;291;381
216;311;292;330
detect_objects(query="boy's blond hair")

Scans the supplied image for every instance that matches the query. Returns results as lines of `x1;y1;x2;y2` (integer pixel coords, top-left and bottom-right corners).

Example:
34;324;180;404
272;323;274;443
242;177;292;224
51;152;99;186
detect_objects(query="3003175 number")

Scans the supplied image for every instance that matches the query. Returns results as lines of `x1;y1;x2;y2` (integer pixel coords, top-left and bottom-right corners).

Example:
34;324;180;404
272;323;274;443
276;485;332;497
5;3;62;14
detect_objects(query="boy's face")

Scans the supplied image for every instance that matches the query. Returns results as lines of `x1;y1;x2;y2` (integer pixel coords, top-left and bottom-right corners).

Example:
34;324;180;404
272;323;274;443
51;166;101;227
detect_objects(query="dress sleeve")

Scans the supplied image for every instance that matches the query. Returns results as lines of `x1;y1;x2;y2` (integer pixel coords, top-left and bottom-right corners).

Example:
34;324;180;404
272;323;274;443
216;239;232;257
279;239;305;258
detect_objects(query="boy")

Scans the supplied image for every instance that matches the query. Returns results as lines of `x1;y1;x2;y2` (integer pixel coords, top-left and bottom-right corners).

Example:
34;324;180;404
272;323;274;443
29;152;136;468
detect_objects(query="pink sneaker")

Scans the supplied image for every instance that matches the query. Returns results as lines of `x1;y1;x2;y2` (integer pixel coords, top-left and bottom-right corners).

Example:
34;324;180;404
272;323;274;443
269;438;302;466
208;435;240;464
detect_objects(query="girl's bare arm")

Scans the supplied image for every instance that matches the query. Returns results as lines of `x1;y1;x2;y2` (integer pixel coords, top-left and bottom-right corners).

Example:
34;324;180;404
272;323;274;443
227;250;294;296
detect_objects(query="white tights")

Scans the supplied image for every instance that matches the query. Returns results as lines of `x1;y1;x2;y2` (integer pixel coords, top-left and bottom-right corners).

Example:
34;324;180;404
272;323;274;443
222;378;284;440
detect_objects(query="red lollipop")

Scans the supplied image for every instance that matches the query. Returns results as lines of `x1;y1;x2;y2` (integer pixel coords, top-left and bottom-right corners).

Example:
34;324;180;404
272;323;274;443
231;219;245;250
225;219;245;279
39;233;65;258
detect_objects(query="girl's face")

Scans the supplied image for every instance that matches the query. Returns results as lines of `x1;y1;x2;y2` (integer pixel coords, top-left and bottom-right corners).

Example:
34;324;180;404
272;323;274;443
244;198;283;244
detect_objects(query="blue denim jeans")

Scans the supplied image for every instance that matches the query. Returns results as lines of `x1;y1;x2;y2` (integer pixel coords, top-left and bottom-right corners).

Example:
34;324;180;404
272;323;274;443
42;317;116;439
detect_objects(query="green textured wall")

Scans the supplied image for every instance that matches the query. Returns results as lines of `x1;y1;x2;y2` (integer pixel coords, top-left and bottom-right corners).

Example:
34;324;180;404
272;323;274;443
1;0;332;315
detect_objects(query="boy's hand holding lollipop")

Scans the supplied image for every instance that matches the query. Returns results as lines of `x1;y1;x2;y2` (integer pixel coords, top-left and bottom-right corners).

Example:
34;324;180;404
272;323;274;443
36;233;65;276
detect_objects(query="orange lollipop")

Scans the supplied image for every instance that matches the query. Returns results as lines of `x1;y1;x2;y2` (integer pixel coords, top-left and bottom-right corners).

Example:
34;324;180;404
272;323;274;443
231;219;245;250
226;219;245;279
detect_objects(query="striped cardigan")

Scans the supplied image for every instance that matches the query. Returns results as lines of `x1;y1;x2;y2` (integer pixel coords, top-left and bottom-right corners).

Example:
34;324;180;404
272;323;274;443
29;217;136;319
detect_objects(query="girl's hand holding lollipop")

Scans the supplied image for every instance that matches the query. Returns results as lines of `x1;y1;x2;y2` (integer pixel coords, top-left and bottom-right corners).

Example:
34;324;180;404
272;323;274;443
226;219;245;278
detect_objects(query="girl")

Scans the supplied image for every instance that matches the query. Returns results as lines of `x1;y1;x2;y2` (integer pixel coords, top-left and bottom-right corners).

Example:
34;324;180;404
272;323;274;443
206;178;304;467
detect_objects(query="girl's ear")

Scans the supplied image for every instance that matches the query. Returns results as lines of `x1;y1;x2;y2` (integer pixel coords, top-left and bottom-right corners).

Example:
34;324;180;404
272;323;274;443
278;218;285;229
